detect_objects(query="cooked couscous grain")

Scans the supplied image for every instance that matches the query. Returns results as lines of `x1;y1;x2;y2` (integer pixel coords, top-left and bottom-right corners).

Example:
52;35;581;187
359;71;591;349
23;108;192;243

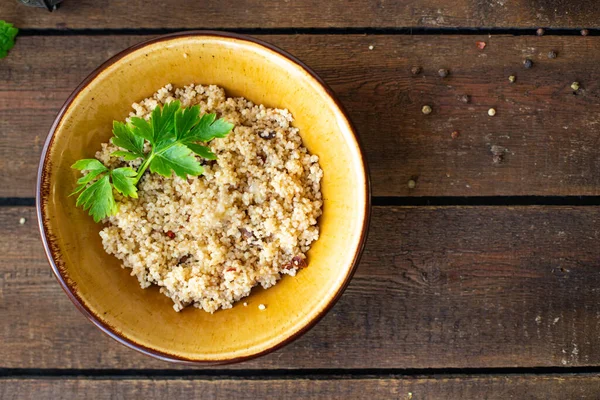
97;84;323;313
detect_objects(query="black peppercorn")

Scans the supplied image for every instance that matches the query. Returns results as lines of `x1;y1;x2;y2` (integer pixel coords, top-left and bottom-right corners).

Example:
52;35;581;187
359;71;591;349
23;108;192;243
581;29;590;36
523;59;533;68
438;68;449;78
547;51;557;59
260;130;277;139
536;28;545;36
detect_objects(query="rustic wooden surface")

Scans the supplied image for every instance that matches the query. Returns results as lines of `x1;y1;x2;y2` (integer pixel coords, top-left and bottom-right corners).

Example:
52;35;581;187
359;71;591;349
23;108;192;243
4;0;600;29
3;375;600;400
3;0;600;398
4;35;600;197
4;205;600;370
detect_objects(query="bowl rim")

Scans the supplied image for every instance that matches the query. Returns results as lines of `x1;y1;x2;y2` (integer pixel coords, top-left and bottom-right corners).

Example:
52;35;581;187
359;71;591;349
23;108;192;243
36;30;371;365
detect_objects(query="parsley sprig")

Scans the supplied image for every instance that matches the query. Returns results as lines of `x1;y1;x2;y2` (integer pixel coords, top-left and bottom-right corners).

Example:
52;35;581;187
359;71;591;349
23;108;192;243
71;101;233;222
0;20;18;59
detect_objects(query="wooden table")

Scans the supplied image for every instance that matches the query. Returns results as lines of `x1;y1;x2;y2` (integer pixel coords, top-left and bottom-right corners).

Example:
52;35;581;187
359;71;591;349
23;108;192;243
3;1;600;398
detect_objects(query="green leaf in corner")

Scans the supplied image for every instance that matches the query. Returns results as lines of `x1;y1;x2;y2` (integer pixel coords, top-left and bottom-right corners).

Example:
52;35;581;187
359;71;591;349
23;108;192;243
0;21;18;59
111;167;138;198
149;143;203;179
186;143;216;160
75;175;117;222
111;121;145;159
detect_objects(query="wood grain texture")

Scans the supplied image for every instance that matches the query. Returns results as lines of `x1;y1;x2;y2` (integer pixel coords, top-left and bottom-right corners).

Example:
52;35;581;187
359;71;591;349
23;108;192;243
4;205;600;369
3;375;600;400
4;35;600;198
3;0;600;29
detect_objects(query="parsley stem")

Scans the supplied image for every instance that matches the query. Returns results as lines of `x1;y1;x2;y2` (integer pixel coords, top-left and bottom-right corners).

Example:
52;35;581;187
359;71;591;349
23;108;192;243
133;154;154;185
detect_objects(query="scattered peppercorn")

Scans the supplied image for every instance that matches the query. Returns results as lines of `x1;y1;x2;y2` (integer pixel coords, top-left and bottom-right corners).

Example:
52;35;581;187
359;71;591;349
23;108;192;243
438;68;449;78
547;50;557;59
488;108;496;116
407;179;417;189
260;130;276;139
178;255;190;264
457;94;470;104
451;130;460;139
536;28;545;36
523;59;533;69
476;41;486;50
508;75;516;83
166;230;175;239
581;29;590;36
422;105;432;115
410;65;422;75
571;82;580;91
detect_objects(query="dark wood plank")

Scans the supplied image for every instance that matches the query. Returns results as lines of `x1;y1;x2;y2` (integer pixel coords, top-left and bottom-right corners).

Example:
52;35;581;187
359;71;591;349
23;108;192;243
4;205;600;369
3;0;600;29
4;35;600;198
2;375;600;399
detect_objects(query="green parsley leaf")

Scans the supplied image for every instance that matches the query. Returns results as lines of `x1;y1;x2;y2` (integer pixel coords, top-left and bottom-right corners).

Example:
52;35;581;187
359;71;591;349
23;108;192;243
111;150;141;161
186;143;217;160
75;175;117;223
186;113;234;142
151;100;180;145
72;159;108;172
0;21;18;59
150;143;203;179
111;121;145;159
72;101;234;223
111;167;138;198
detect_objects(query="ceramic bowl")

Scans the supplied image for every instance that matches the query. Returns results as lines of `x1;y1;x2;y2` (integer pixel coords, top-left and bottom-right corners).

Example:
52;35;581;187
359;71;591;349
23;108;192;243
37;31;370;364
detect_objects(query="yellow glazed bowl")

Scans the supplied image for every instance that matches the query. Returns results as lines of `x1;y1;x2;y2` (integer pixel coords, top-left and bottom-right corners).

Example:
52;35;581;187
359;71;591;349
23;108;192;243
37;32;370;364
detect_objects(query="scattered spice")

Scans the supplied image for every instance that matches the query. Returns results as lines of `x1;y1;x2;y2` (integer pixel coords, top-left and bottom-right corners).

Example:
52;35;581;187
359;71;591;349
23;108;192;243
581;29;590;36
260;130;276;140
457;94;470;104
165;230;175;239
571;82;580;91
226;267;236;272
476;41;486;50
410;65;422;75
258;304;266;310
19;217;26;225
178;255;190;264
421;105;432;115
508;75;516;83
240;227;254;239
488;108;496;116
536;28;545;36
438;68;449;78
523;59;533;69
407;179;416;189
451;130;460;139
547;50;557;59
368;45;374;50
491;145;506;164
291;256;308;269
